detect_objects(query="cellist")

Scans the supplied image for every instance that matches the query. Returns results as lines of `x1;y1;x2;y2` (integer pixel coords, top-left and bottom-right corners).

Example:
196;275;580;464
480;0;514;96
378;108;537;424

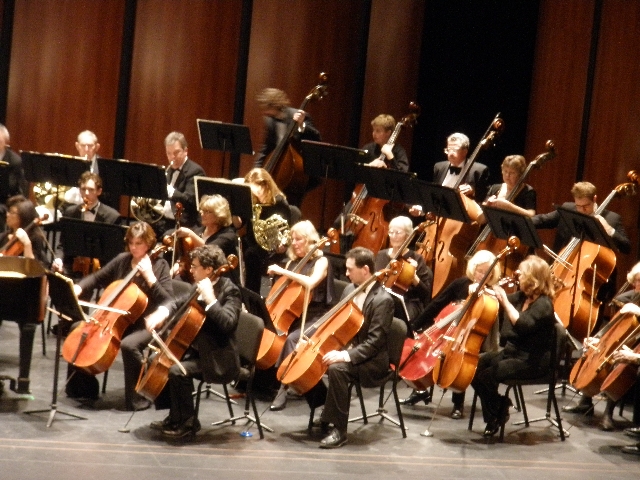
610;339;640;456
66;222;174;410
266;220;334;412
149;245;241;438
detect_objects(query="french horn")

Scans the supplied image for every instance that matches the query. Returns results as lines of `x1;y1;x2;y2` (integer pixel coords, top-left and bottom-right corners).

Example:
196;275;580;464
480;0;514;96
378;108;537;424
252;204;290;252
130;197;165;224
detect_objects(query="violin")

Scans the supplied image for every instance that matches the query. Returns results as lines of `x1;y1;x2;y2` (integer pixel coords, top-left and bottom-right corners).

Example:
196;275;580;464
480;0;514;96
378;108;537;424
416;114;504;296
552;171;638;341
262;72;328;197
136;255;238;401
340;103;420;254
0;215;46;257
432;237;519;393
276;263;395;394
62;244;167;375
256;235;331;369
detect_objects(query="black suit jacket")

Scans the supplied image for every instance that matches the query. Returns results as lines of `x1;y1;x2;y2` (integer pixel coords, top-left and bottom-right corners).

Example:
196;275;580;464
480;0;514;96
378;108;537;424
63;202;122;224
361;141;409;172
168;158;206;227
341;281;393;386
433;160;490;201
0;148;29;203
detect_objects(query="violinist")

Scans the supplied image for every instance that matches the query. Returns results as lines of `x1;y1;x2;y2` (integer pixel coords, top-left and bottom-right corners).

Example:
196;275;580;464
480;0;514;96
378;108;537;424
481;155;536;218
402;250;501;419
316;247;394;448
374;215;433;321
0;195;47;264
238;168;292;294
362;114;409;171
471;255;556;437
563;262;640;430
150;245;241;438
266;220;334;412
67;222;173;410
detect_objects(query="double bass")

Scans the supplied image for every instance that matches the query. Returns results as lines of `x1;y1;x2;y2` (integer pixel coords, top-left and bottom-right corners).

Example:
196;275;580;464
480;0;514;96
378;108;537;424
276;264;395;394
135;255;238;401
262;72;328;196
62;245;166;375
339;103;420;254
465;140;556;277
552;171;638;341
255;234;331;370
416;114;504;296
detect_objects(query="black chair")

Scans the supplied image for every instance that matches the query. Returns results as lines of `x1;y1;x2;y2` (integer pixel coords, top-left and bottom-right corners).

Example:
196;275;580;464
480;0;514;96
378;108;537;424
468;321;568;441
333;279;349;304
347;317;408;438
194;311;271;438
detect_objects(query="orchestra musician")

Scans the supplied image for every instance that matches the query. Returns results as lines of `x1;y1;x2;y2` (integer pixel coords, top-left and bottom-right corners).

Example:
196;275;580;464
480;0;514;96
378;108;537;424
481;154;536;218
158;131;206;235
471;255;556;437
149;244;241;438
611;342;640;456
67;222;173;410
0;124;29;232
362;114;409;171
374;215;433;322
401;250;501;419
315;247;394;448
266;220;335;412
563;262;640;430
238;167;292;294
0;195;47;264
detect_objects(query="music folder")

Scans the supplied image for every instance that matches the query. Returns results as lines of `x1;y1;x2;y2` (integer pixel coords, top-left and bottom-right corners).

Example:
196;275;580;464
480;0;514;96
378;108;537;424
353;163;419;204
556;206;616;250
21;151;91;187
96;158;167;200
58;218;128;264
413;180;471;223
197;119;254;155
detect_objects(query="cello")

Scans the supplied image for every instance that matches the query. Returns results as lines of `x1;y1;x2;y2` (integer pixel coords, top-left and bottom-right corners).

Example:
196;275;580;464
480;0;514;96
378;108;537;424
340;103;420;254
62;245;166;375
432;238;519;393
135;255;238;401
255;234;331;369
164;203;195;283
262;72;328;196
465;140;556;277
416;114;504;296
276;263;395;394
551;171;638;341
600;342;640;402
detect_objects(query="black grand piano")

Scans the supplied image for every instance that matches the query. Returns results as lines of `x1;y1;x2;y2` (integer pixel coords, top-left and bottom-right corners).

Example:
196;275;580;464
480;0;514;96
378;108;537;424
0;256;47;394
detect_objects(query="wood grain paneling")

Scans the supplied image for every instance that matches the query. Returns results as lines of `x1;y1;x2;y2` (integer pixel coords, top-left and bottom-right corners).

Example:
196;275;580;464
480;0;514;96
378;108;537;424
125;0;243;177
6;0;124;156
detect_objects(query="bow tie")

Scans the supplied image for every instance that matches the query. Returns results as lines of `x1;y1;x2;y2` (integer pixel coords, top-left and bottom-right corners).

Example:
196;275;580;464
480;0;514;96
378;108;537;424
448;165;462;175
86;206;97;214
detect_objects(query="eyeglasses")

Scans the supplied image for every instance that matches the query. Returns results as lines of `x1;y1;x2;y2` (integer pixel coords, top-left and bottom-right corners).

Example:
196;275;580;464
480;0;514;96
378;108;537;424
388;230;405;236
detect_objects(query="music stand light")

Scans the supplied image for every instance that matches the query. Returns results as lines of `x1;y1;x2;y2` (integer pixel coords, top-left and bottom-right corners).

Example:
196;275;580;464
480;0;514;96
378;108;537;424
24;272;87;427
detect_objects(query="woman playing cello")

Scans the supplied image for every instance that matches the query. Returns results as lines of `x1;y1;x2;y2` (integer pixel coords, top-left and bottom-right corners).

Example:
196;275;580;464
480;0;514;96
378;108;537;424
267;220;334;411
66;222;174;410
0;195;47;264
401;250;501;418
471;255;556;437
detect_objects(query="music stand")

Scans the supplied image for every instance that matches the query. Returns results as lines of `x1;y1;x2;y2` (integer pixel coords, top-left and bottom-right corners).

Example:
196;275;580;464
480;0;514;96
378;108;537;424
97;158;167;202
482;206;543;249
412;180;471;224
353;163;418;204
58;218;127;265
24;272;87;427
197;119;254;178
556;206;616;251
194;176;253;222
240;286;277;333
0;164;12;203
301;140;368;181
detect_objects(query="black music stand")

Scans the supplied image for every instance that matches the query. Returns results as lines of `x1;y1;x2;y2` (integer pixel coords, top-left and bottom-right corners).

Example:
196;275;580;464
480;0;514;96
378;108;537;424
197;119;254;178
301;140;368;182
483;206;543;249
240;286;277;334
194;177;253;222
58;218;128;266
353;163;418;204
413;181;471;224
24;272;87;427
97;158;167;204
556;206;616;251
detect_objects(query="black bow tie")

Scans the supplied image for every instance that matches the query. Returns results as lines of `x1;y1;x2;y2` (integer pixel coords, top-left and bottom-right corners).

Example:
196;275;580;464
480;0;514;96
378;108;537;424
449;165;462;175
87;206;97;214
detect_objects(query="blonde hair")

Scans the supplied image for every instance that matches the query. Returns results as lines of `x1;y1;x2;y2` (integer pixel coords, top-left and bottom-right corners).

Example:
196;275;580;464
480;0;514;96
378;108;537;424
244;168;284;205
199;194;232;227
626;261;640;284
466;250;500;286
389;216;413;237
287;220;322;261
501;155;526;176
371;114;395;131
517;255;555;297
571;181;597;200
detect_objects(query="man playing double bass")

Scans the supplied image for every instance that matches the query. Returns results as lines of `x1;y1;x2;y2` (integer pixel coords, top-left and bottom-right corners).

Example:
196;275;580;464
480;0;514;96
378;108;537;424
316;246;394;448
150;244;241;438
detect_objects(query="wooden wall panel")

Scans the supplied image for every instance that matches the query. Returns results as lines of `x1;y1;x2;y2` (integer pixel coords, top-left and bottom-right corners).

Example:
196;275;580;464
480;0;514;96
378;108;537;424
244;0;368;230
583;0;640;278
6;0;124;156
524;0;594;248
124;0;243;177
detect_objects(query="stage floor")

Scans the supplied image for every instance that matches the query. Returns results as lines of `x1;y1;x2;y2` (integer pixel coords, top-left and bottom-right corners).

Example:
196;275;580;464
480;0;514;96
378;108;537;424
0;319;639;480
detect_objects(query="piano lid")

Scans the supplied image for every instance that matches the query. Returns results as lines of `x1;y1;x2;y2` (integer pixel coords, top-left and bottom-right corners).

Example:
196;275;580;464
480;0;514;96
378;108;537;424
0;256;46;278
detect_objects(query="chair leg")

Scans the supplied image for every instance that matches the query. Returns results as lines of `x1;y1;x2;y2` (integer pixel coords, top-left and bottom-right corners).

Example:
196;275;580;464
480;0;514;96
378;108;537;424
102;370;108;395
468;390;478;431
193;380;205;430
308;407;316;431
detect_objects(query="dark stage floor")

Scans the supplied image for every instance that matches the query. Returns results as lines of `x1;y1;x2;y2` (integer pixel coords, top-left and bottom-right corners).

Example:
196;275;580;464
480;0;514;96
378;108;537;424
1;319;639;480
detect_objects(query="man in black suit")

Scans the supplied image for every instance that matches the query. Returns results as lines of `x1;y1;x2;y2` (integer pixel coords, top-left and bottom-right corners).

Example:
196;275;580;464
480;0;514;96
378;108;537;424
150;244;241;438
160;131;206;233
52;172;122;276
317;247;394;448
0;124;29;232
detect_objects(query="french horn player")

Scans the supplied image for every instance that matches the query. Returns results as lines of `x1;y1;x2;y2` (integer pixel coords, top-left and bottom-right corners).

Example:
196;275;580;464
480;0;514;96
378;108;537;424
236;167;292;294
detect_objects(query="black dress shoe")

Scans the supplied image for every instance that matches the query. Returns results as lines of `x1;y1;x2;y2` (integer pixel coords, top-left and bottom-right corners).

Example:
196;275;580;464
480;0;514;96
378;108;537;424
269;391;287;411
624;427;640;438
451;408;463;420
600;415;615;431
483;419;500;437
311;419;331;434
621;444;640;456
163;418;201;438
131;397;152;412
150;416;174;431
562;403;594;415
319;428;348;449
400;390;431;406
